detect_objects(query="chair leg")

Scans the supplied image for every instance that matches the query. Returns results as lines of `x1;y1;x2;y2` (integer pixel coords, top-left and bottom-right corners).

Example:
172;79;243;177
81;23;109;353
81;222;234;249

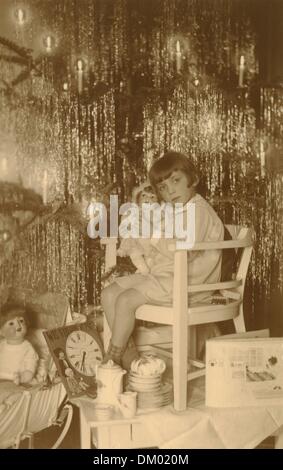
28;434;35;449
233;304;246;333
173;324;188;412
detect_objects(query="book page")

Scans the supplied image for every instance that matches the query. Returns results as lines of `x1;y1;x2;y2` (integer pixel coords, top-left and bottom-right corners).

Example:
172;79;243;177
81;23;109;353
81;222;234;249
206;338;283;407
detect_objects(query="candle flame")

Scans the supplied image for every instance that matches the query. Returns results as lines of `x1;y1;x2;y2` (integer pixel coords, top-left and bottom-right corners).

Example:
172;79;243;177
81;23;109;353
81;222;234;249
176;40;181;54
43;170;48;204
1;158;7;173
77;60;84;72
240;55;245;67
44;35;55;53
16;8;25;25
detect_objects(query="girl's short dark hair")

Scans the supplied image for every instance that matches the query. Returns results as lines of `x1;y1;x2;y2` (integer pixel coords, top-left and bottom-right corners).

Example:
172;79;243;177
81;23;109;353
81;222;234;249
148;151;198;188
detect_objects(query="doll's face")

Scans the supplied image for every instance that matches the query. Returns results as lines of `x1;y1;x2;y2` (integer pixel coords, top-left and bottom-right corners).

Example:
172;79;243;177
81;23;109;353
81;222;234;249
1;315;27;344
138;190;158;205
65;368;74;378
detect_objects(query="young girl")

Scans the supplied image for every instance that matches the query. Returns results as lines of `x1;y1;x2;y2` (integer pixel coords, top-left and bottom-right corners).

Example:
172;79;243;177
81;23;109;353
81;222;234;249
118;181;159;274
101;151;224;368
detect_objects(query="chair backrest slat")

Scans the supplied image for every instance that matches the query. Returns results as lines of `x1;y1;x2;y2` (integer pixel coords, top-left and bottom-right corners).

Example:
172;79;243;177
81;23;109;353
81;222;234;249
174;224;253;297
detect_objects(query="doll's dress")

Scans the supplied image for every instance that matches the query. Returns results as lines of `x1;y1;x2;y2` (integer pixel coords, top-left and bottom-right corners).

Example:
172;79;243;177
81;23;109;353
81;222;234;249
0;339;39;381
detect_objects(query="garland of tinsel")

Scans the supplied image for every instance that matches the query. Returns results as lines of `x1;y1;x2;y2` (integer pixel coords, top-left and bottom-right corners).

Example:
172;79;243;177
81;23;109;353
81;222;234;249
0;85;116;309
0;218;104;311
1;0;257;93
5;89;116;204
143;85;283;327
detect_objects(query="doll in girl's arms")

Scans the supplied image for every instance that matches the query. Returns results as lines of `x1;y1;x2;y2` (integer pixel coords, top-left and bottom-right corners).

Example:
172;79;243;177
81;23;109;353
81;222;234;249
0;304;38;385
118;181;159;274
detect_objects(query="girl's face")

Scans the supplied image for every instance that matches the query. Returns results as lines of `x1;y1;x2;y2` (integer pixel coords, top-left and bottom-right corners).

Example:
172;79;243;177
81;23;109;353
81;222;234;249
156;170;196;204
139;190;158;205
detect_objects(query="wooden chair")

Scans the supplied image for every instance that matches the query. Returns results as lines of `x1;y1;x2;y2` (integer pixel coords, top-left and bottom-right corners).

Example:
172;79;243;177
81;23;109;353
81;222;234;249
101;225;254;412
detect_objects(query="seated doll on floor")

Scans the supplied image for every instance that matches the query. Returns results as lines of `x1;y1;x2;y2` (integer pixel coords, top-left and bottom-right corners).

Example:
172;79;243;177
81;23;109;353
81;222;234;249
0;303;39;386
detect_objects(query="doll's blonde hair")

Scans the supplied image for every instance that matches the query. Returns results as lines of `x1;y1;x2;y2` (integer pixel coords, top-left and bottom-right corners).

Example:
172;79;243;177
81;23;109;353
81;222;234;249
132;181;156;204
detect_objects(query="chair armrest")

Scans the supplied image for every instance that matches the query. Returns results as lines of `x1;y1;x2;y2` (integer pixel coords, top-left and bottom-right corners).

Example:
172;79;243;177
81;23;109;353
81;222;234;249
187;279;242;293
169;237;252;251
101;236;253;251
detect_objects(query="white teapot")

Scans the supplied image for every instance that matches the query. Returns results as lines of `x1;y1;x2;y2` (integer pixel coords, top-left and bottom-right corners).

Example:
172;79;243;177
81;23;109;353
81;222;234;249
96;360;126;407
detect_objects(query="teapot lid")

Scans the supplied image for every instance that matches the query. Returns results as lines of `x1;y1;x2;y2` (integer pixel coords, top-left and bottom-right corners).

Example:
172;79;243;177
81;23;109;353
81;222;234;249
100;359;123;370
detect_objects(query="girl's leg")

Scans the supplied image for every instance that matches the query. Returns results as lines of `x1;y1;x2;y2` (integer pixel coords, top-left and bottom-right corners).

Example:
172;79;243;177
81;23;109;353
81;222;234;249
101;282;125;330
121;335;139;371
112;288;147;348
101;284;147;367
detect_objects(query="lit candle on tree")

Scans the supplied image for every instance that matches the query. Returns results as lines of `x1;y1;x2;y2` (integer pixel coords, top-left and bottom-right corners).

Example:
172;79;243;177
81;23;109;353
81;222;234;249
16;8;25;25
46;36;52;53
260;139;265;178
239;55;245;87
1;158;7;178
176;40;182;73
77;59;84;94
42;170;48;204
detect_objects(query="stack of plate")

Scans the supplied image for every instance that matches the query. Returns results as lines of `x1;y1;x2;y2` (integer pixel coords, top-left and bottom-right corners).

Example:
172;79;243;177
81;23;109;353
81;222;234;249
128;372;162;392
135;382;173;410
127;372;173;410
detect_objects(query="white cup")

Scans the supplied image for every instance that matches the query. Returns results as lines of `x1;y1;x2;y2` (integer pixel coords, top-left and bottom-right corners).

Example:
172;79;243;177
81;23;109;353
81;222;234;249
117;391;137;418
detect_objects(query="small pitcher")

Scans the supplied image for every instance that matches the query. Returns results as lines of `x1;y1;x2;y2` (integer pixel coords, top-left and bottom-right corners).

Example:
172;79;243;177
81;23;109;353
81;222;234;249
96;360;126;408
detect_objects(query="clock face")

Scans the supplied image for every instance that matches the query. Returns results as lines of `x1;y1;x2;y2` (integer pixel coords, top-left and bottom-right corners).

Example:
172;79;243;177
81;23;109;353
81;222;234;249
65;330;103;376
